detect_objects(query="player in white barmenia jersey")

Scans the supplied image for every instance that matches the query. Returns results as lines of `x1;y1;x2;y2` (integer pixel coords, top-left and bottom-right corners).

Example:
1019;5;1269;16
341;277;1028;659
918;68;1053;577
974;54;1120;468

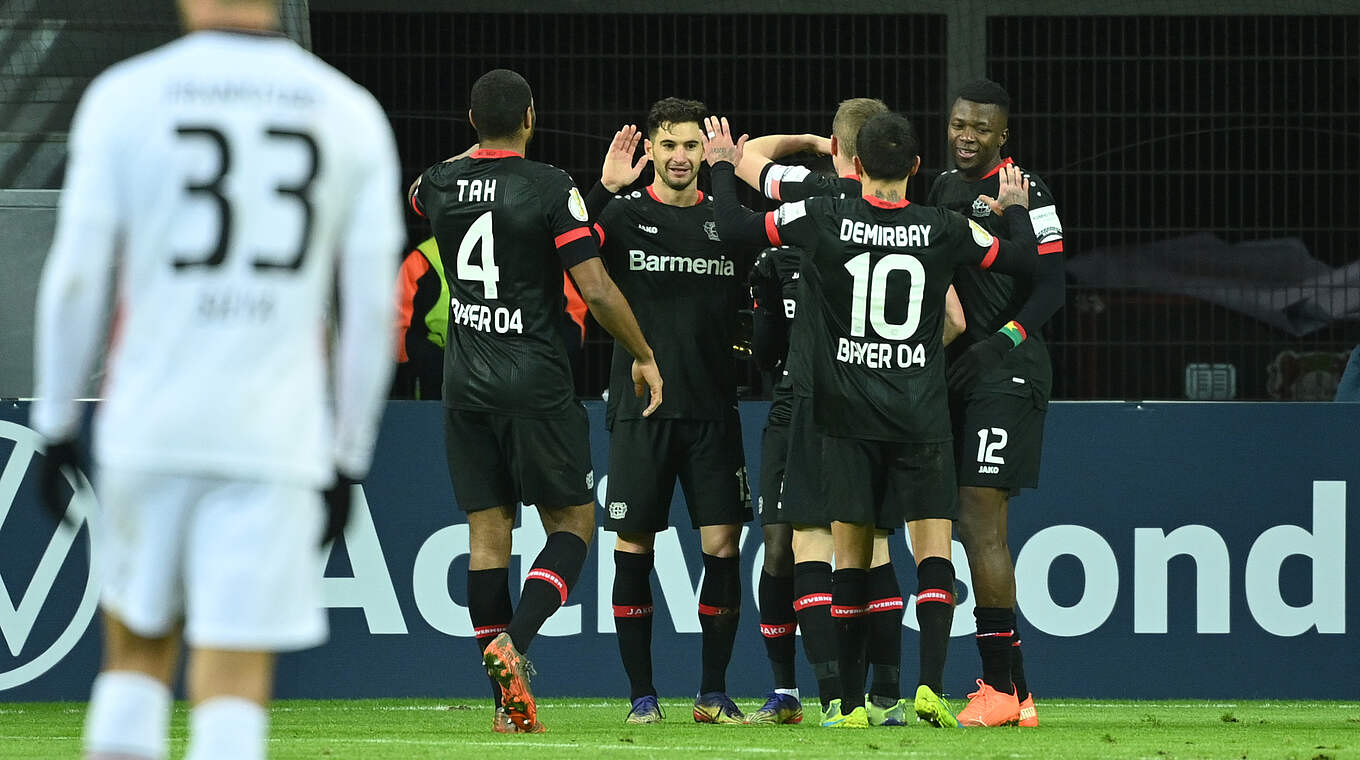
30;1;403;759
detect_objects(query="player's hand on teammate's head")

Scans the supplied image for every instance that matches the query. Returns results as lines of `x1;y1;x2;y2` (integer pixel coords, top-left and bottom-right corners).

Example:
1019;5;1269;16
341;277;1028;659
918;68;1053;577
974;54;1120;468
979;163;1030;214
38;438;83;526
631;358;663;417
321;473;359;547
701;115;747;168
601;125;648;192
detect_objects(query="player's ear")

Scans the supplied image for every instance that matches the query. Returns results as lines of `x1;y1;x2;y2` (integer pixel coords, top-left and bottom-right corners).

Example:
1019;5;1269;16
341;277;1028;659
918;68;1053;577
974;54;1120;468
467;109;477;132
852;155;864;180
523;103;534;131
829;134;840;158
1000;126;1009;149
909;155;921;177
643;138;654;161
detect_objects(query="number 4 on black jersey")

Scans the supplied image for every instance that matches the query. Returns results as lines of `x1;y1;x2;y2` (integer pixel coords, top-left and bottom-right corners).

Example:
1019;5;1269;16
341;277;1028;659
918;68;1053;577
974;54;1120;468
414;149;598;415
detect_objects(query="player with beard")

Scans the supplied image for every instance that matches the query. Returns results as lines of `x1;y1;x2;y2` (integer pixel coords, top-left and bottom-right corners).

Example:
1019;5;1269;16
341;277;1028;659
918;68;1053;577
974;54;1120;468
733;100;965;727
931;78;1066;728
585;99;758;725
705;112;1042;728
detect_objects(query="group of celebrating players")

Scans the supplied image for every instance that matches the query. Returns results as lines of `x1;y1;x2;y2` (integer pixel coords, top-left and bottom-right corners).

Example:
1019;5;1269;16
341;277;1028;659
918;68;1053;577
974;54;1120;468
33;1;1064;754
412;68;1065;733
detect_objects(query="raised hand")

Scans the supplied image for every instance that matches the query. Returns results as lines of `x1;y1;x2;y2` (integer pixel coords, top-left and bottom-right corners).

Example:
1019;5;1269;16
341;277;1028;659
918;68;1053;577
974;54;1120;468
601;124;648;192
702;115;748;167
978;163;1031;215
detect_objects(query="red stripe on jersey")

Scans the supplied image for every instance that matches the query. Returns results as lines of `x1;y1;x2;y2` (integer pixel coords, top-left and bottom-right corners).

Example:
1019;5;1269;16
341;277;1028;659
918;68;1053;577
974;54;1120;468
474;624;508;639
646;185;661;202
867;596;905;613
760;623;797;638
409;191;424;217
526;568;569;605
1038;240;1064;255
698;603;733;617
592;222;606;246
979;238;1000;269
794;593;832;611
976;629;1015;639
863;196;910;209
696;190;706;202
764;211;782;246
470;149;523;159
831;604;869;618
613;604;654;618
981;156;1016;180
554;227;591;249
916;589;955;606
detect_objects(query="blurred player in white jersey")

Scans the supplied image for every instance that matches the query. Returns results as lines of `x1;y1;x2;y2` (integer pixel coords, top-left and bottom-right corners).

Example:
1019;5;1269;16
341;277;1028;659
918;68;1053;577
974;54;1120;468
31;1;403;758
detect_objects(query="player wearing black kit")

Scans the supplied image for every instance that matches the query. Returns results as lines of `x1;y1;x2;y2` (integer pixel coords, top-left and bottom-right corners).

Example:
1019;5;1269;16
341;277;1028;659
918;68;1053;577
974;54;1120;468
734;100;966;728
934;79;1066;728
411;69;662;734
705;112;1041;728
585;101;757;726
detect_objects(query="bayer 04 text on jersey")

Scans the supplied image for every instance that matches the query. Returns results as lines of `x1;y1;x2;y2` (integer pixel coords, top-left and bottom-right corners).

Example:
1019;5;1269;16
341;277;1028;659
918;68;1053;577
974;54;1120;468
449;296;524;335
836;337;927;369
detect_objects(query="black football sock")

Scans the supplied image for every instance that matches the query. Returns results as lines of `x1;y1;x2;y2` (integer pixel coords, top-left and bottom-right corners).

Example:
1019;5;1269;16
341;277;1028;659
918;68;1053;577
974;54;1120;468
914;556;956;694
866;563;904;705
974;606;1016;693
506;532;588;653
613;550;657;700
758;570;798;690
698;553;741;695
1011;618;1031;701
831;568;870;712
468;567;514;707
794;561;840;709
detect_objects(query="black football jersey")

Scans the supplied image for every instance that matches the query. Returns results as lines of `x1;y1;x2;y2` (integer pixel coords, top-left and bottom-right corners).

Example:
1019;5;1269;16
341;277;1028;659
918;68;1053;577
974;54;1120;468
755;164;863;402
749;245;803;422
596;187;757;423
928;157;1064;395
415;150;597;415
759;163;861;204
769;195;1019;442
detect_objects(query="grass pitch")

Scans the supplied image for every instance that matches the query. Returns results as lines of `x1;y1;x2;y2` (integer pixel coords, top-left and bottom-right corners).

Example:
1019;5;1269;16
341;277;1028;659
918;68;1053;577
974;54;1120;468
2;698;1357;759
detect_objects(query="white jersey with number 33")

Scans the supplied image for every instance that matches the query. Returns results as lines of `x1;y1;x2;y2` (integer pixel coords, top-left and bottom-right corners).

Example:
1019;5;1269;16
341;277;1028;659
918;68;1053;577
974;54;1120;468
32;30;403;487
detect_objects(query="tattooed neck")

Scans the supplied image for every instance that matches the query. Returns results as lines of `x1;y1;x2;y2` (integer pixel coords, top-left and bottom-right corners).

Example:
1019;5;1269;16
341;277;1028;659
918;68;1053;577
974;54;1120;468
873;188;903;202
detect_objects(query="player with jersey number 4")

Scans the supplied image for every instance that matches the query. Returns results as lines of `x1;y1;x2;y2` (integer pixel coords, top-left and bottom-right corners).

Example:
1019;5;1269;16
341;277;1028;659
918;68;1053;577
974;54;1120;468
409;68;662;735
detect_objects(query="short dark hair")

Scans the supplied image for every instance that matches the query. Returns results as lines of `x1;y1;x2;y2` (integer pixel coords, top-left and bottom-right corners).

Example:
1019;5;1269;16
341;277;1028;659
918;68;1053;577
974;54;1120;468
854;113;919;181
469;69;533;141
954;78;1011;115
645;97;707;139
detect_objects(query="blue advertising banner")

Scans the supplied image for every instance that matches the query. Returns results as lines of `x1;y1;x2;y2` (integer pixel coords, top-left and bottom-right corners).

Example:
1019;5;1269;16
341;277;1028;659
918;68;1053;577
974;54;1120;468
0;400;1354;701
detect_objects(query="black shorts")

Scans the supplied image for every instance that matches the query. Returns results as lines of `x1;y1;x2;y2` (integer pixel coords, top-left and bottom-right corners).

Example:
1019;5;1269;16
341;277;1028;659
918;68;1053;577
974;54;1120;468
778;395;827;528
951;382;1048;493
820;435;957;527
759;415;791;526
604;416;752;533
443;404;594;512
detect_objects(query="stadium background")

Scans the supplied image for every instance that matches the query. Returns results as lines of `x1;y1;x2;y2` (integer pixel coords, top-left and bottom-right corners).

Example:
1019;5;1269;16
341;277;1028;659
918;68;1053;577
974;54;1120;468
2;0;1357;401
0;0;1357;705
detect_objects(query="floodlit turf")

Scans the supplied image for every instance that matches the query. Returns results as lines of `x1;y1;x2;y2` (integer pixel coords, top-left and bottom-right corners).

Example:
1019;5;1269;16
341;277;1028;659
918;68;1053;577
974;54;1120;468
2;698;1357;759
